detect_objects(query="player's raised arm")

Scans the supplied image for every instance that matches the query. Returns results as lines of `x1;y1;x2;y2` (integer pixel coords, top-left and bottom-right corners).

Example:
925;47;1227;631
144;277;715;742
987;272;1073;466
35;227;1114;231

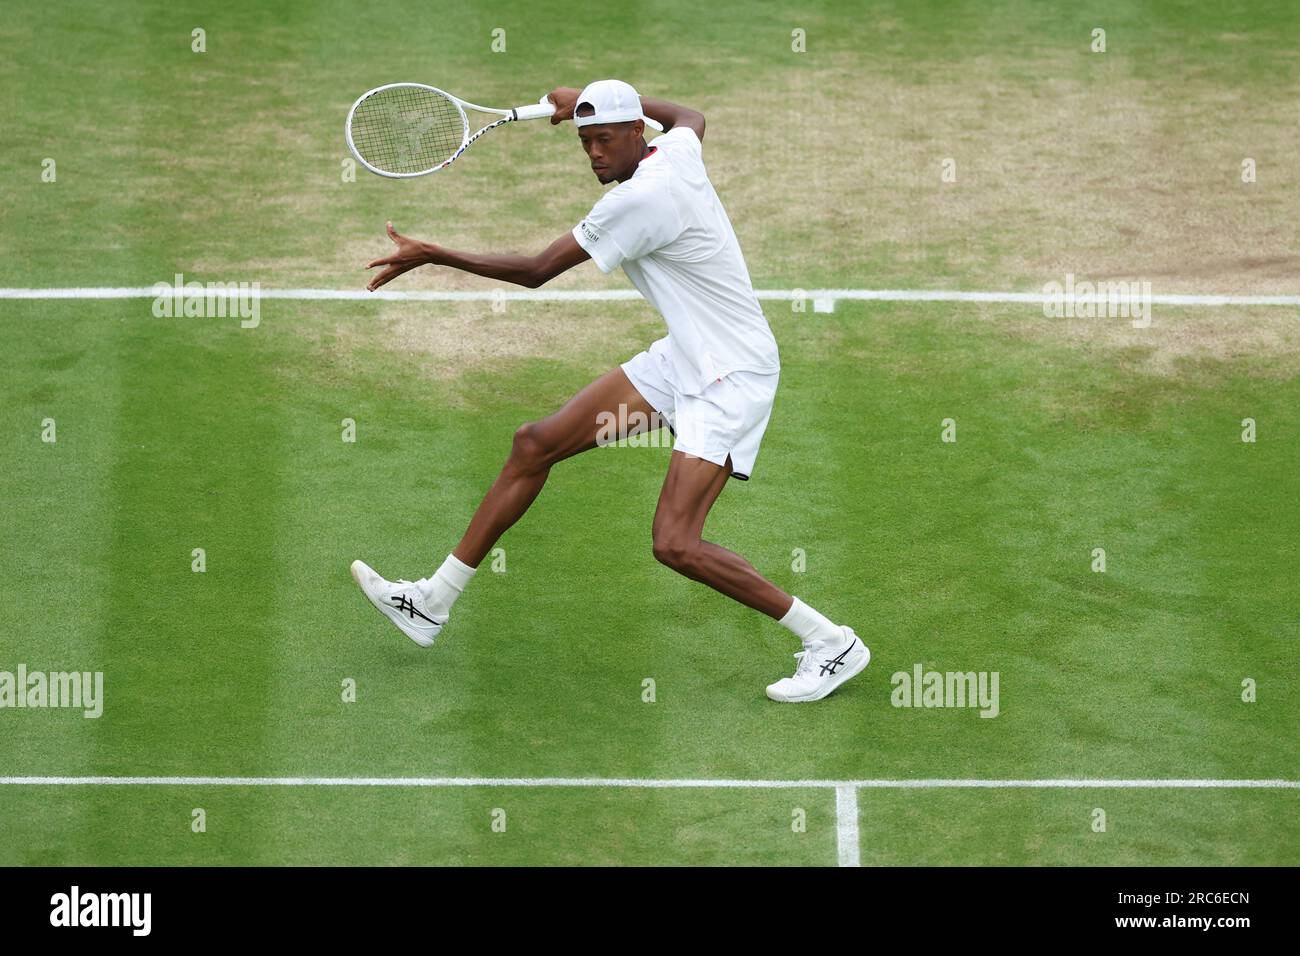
546;86;705;140
638;96;705;140
365;222;590;291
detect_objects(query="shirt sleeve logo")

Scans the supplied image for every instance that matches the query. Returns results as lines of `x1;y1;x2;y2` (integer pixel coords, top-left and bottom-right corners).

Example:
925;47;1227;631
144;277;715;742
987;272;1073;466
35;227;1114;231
580;221;600;243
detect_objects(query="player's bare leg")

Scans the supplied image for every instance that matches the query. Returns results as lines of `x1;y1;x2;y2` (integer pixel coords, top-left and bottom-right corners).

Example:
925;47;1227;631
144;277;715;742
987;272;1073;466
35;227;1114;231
650;449;869;702
352;366;657;646
453;366;658;567
649;450;791;617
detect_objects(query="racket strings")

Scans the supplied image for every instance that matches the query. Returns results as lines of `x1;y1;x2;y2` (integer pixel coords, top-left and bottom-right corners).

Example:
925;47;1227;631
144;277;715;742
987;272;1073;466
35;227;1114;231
350;86;464;174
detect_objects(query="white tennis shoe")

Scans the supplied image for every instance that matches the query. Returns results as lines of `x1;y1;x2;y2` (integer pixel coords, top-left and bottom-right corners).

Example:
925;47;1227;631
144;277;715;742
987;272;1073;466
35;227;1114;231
350;559;445;647
766;626;870;703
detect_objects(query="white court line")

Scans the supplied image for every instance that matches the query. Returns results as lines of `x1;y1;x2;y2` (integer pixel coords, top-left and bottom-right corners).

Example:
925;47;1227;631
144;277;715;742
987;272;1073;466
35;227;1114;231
836;785;861;867
8;776;1292;868
0;287;1298;306
0;777;1296;788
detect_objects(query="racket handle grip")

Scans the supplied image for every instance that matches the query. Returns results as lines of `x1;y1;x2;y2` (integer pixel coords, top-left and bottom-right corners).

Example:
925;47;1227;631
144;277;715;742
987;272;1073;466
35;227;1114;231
513;101;556;121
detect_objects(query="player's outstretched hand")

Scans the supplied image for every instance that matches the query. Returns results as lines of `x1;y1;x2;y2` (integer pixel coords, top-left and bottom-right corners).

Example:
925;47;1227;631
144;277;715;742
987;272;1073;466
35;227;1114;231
545;87;581;125
365;222;432;291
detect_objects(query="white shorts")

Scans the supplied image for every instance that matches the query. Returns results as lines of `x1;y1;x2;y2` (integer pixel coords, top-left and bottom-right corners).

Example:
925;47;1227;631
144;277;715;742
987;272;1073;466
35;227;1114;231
621;336;778;481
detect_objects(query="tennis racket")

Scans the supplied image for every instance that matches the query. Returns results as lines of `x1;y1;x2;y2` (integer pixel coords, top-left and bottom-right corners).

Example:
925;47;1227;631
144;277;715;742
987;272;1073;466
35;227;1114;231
346;84;555;178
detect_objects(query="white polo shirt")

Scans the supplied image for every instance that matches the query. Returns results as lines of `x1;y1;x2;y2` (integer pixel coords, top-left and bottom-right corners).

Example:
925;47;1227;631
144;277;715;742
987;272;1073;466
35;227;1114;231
571;126;779;396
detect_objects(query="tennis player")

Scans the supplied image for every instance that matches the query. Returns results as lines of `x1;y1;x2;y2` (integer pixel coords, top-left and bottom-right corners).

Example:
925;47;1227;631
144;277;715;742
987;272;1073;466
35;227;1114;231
352;80;868;702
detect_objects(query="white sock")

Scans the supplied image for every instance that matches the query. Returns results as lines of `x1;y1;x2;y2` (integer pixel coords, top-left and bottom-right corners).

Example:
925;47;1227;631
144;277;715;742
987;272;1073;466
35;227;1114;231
779;597;842;648
418;553;477;616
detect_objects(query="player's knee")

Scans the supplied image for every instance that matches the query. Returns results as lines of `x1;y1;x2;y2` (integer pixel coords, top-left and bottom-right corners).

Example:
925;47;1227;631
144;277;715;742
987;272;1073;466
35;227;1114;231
652;530;696;572
509;421;551;471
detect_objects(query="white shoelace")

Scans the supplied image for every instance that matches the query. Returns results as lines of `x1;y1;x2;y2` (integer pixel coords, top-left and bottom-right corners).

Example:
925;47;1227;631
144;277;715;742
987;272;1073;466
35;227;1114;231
394;579;425;602
398;578;445;617
792;648;821;678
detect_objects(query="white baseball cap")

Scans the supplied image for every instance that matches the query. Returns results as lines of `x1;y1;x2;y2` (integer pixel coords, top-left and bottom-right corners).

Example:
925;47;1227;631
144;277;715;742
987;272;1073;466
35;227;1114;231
573;79;664;132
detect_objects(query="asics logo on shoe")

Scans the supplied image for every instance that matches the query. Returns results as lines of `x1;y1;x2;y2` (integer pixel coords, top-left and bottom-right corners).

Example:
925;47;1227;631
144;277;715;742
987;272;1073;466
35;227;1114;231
820;639;857;677
392;594;443;626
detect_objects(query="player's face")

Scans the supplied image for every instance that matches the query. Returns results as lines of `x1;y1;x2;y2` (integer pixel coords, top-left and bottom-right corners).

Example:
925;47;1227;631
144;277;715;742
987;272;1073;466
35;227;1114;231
578;121;645;184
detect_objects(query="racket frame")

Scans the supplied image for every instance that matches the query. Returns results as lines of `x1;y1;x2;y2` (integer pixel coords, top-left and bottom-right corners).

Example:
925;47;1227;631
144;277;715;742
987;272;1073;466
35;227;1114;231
345;82;554;179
